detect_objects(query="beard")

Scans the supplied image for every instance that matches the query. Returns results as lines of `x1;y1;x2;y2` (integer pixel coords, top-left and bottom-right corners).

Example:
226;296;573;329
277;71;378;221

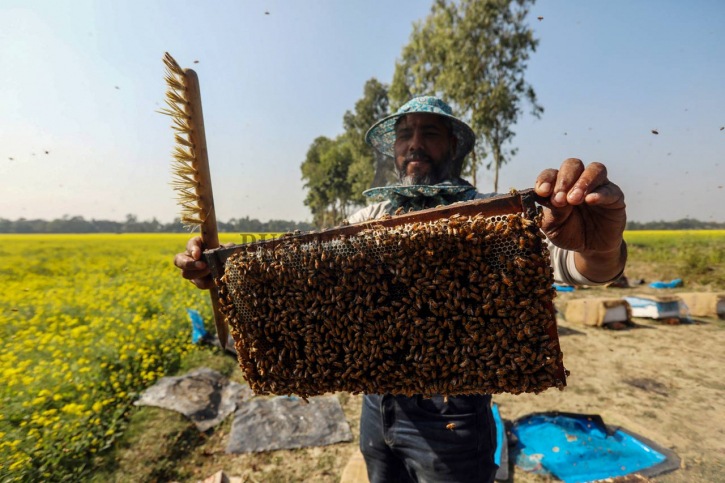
396;148;455;186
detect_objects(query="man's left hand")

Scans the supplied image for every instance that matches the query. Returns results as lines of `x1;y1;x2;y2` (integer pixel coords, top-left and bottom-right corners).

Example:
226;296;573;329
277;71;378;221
534;158;627;282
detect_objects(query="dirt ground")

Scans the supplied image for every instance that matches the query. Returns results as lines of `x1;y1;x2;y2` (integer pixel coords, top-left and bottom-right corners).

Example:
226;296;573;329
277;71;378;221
98;290;725;482
495;292;725;482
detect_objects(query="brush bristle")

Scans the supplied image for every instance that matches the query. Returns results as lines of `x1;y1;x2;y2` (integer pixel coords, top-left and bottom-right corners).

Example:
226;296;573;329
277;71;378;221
160;52;202;231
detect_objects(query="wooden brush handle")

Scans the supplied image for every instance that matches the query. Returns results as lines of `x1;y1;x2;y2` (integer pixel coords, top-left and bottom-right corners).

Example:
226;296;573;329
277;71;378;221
183;68;229;348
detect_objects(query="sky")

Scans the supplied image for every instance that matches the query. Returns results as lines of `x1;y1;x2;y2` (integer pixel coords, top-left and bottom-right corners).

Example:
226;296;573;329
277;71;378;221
1;0;723;224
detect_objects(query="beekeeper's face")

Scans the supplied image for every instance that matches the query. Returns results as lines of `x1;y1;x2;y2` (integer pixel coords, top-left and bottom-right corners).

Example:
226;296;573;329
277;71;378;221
393;113;458;185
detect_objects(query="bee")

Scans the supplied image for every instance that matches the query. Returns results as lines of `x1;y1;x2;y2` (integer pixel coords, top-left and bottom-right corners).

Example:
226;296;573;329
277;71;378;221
446;423;456;431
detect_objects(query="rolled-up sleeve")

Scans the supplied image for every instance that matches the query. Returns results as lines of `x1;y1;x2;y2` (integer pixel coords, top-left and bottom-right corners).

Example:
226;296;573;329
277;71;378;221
547;240;622;286
347;201;392;224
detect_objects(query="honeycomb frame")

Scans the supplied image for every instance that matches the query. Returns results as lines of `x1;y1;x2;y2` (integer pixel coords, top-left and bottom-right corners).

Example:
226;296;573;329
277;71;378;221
205;189;567;397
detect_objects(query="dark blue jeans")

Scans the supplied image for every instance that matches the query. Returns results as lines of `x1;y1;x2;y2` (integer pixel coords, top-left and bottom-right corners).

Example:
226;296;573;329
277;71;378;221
360;394;498;483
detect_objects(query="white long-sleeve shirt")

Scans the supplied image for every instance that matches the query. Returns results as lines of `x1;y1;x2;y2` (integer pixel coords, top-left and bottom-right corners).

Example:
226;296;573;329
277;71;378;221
347;192;611;286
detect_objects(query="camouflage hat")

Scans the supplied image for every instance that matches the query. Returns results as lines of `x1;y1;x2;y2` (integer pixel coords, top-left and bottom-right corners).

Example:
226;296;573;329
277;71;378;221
365;96;475;162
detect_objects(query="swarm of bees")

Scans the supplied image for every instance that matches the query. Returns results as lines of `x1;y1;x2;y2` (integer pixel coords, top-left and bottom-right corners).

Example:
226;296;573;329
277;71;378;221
216;208;565;398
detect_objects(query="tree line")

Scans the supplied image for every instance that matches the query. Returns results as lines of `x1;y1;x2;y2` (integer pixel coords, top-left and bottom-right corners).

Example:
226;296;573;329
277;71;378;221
625;219;725;231
301;0;542;227
1;215;719;234
0;215;313;234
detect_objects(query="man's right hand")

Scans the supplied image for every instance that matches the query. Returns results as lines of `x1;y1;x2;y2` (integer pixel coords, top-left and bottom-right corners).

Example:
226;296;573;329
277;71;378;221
173;236;216;290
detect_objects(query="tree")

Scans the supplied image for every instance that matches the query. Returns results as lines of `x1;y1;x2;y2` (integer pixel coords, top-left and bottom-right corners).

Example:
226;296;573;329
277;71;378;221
301;79;393;227
390;0;543;191
342;78;393;201
320;140;356;223
301;136;335;226
300;136;356;227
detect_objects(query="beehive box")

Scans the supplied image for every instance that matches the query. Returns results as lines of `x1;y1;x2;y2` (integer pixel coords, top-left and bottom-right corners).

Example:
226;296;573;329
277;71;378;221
205;189;566;398
623;295;682;319
564;298;632;327
677;292;725;319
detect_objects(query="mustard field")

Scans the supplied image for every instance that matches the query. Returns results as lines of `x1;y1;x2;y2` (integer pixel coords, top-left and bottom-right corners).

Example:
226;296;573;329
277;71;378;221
624;229;725;246
0;231;723;481
0;233;266;482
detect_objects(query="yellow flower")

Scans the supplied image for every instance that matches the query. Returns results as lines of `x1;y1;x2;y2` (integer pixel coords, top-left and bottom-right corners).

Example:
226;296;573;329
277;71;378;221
0;233;234;479
60;403;86;415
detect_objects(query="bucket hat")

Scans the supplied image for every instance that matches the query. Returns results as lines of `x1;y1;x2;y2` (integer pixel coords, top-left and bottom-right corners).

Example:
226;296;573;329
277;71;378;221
364;96;475;162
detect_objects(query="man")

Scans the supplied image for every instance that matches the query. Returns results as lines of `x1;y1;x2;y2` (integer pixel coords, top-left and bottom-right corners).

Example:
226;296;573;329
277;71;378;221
174;96;627;482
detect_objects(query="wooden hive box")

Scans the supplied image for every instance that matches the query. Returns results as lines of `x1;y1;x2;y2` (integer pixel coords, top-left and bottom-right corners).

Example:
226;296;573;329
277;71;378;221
564;298;632;327
677;292;725;319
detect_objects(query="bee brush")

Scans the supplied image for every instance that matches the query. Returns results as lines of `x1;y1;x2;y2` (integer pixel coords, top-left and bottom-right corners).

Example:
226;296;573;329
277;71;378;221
159;52;229;348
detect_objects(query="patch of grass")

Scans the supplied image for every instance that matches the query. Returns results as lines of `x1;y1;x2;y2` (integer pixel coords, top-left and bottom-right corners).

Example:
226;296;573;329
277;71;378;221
89;350;240;482
317;453;337;471
256;467;291;483
624;230;725;287
89;406;203;483
177;345;240;379
338;391;350;407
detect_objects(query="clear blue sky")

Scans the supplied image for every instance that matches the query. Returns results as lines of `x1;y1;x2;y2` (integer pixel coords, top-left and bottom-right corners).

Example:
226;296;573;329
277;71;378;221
1;0;723;223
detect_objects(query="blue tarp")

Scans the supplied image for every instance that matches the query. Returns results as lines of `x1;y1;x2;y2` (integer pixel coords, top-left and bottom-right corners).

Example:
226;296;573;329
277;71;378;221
649;278;683;289
511;413;670;483
186;308;208;344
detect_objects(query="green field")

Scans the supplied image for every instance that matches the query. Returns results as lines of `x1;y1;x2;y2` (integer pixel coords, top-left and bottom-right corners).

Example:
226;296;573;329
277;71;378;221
1;231;723;481
623;230;725;287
